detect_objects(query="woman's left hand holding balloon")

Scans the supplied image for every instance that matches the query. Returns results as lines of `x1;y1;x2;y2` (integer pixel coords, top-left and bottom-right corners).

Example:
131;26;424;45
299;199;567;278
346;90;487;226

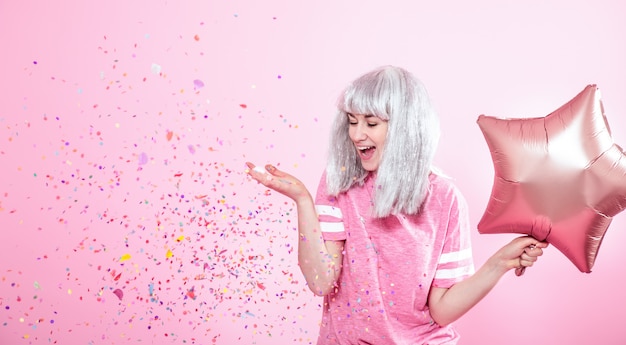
489;236;549;277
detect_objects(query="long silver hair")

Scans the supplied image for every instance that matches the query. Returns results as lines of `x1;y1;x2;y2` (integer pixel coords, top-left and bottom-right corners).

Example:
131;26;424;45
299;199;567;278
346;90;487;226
325;65;440;217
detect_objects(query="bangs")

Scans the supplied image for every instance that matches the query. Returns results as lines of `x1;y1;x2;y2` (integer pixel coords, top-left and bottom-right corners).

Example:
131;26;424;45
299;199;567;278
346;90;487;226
338;69;397;121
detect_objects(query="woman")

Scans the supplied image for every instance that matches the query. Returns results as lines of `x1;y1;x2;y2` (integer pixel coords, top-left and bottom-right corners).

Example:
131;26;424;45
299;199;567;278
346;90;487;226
246;65;546;344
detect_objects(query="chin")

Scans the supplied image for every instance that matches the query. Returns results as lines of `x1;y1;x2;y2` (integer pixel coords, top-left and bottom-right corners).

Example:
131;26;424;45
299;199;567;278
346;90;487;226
360;164;378;172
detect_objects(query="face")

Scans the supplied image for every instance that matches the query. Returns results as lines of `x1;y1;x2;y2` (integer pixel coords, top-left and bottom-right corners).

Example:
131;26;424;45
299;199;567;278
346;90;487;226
347;113;388;172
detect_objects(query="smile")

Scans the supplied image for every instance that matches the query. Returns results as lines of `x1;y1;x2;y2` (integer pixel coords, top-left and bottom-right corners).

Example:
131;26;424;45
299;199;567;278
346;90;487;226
357;146;376;160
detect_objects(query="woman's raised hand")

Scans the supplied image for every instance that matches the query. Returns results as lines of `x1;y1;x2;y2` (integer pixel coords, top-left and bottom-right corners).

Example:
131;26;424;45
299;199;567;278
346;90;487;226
245;162;312;203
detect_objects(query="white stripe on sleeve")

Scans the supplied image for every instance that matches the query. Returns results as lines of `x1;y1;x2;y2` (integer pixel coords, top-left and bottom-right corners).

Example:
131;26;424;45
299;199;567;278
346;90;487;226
319;222;345;233
438;247;472;264
434;264;475;280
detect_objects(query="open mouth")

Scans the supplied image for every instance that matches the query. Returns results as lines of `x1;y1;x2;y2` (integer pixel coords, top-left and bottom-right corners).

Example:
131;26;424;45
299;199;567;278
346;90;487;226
357;146;376;160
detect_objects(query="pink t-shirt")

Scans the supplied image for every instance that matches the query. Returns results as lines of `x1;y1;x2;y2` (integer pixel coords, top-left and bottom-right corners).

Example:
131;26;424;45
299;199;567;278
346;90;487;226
314;172;474;345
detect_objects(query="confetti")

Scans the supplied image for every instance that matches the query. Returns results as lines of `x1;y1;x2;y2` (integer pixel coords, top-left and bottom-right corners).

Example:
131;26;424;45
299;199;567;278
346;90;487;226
138;152;148;165
150;62;162;74
2;8;320;344
252;166;267;174
112;288;123;300
193;79;204;89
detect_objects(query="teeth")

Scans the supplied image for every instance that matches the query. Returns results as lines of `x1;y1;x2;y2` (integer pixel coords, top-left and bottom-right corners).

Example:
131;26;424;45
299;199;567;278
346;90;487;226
358;146;373;151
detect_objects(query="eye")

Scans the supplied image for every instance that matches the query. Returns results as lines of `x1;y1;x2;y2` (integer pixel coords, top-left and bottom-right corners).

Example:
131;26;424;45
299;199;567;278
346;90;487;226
367;123;378;127
347;115;358;125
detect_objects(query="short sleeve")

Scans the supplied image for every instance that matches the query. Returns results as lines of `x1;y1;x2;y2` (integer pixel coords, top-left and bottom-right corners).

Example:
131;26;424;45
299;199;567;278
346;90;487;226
432;184;475;288
314;172;347;241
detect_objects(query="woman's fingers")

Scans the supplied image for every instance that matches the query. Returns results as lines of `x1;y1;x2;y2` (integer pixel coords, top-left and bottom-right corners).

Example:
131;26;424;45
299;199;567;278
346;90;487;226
245;162;308;202
520;252;538;264
511;236;549;277
245;162;269;182
515;253;535;277
246;162;287;181
524;245;544;258
246;162;285;190
245;162;260;174
512;236;549;251
265;164;278;174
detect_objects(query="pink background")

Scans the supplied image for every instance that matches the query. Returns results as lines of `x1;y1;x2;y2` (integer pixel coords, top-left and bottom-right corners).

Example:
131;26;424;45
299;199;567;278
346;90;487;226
1;1;625;344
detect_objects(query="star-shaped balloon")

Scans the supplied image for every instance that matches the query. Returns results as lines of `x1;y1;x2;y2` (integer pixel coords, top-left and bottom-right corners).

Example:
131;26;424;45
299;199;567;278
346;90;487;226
476;84;626;273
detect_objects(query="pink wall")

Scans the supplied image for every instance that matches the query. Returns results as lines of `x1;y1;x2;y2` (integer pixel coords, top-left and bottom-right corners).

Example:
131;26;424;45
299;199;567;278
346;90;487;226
1;1;625;344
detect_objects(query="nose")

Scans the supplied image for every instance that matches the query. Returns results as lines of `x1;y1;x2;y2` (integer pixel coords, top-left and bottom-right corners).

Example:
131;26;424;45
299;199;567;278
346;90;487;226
353;123;368;141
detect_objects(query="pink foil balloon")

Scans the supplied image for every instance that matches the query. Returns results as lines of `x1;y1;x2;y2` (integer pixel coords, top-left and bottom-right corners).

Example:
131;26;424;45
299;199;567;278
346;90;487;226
477;85;626;273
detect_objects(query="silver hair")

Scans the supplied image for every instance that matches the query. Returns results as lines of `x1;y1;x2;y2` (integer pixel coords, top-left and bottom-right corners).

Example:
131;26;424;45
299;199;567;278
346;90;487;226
325;65;441;217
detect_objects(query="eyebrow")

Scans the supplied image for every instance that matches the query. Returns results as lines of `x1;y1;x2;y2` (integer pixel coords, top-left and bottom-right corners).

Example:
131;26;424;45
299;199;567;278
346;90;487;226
346;113;375;118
